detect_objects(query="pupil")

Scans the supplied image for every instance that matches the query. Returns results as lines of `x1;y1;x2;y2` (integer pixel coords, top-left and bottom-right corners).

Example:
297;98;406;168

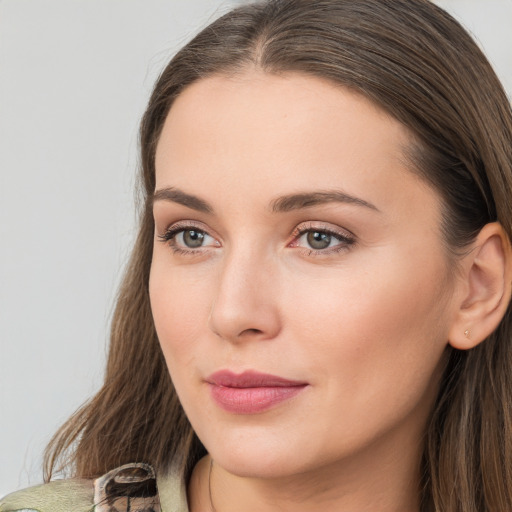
307;231;331;249
183;230;204;248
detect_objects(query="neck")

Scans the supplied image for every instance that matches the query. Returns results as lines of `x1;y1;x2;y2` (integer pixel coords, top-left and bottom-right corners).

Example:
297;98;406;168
188;426;424;512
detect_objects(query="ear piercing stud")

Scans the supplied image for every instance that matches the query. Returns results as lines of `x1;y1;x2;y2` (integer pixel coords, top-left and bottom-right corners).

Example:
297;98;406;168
464;329;470;338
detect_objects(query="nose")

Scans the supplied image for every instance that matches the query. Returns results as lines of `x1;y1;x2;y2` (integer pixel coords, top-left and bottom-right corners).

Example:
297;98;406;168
208;246;282;343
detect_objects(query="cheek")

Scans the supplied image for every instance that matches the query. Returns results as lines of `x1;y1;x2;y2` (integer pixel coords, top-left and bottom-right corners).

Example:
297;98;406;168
276;256;450;454
149;260;213;369
285;248;451;398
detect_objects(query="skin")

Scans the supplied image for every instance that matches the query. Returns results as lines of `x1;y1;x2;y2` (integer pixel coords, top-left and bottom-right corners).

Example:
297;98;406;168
149;71;464;512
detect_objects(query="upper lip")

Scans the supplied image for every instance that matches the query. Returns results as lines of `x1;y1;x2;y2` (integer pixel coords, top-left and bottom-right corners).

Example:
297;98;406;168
206;370;308;388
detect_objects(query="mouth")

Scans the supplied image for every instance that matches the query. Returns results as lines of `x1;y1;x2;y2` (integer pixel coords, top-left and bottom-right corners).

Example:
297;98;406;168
205;370;308;414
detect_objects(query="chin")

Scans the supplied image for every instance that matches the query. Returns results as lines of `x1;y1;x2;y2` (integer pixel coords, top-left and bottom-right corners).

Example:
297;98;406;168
214;452;300;480
200;427;313;479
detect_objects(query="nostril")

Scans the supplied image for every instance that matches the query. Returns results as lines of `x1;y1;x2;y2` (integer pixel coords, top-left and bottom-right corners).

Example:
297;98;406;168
239;328;264;336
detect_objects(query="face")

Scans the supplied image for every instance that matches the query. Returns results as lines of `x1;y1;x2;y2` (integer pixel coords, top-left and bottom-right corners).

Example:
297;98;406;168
149;71;457;480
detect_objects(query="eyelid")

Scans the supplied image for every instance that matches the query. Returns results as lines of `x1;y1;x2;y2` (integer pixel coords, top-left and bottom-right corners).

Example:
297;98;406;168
290;221;355;241
157;220;221;251
288;221;356;254
160;219;205;232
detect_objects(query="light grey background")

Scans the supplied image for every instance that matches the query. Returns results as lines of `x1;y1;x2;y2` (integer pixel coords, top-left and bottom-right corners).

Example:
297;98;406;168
1;0;511;496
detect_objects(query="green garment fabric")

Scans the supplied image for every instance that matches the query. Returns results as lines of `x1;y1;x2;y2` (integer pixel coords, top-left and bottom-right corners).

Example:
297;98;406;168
0;463;188;512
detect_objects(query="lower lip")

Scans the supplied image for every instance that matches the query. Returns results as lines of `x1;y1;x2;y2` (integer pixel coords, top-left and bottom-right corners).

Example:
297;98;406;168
209;384;307;414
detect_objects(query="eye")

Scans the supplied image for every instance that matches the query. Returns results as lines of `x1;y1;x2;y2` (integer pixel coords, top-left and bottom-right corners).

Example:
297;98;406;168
304;231;336;250
158;223;219;253
176;229;210;248
290;223;355;255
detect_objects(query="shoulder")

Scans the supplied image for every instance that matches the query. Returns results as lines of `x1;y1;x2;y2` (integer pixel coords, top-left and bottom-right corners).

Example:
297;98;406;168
0;463;185;512
0;478;93;512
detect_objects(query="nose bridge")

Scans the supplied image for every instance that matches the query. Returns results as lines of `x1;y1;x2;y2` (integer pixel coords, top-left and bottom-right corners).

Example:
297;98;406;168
208;241;281;342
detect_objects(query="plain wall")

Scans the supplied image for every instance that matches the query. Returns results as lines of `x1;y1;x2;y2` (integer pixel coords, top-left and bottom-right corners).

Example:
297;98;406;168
1;0;511;496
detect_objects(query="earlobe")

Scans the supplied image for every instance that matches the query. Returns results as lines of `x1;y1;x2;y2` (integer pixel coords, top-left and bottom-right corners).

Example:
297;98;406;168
448;222;512;350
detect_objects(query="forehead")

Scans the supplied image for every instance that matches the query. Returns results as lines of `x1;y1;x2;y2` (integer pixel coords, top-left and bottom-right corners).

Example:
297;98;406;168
154;70;437;221
157;70;411;167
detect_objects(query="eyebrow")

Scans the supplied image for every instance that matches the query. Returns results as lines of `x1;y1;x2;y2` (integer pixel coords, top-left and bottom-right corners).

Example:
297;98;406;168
152;187;379;214
270;190;379;213
153;187;213;214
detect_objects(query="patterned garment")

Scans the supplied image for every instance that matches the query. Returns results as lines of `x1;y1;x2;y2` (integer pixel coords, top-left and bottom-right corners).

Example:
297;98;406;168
93;464;160;512
0;462;187;512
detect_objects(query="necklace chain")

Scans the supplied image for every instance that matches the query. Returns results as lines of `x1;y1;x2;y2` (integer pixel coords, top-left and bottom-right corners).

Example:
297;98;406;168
208;457;218;512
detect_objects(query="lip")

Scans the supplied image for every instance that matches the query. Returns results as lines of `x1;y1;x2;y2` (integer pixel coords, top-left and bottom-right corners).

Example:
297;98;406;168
205;370;308;414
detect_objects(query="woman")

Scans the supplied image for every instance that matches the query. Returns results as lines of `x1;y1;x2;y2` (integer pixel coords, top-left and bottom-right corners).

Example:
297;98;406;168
2;0;512;511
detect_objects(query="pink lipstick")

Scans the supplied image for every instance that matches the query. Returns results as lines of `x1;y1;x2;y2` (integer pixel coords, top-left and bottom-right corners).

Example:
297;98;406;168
206;370;308;414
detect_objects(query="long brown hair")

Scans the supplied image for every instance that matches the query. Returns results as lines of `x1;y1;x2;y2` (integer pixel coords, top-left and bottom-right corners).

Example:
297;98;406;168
45;1;512;510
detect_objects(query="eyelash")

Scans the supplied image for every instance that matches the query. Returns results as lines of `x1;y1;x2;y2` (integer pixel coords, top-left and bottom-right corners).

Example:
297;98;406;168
157;221;216;256
291;223;356;257
157;221;356;257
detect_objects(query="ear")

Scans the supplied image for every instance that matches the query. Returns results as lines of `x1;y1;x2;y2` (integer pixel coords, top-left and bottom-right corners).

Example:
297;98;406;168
448;222;512;350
